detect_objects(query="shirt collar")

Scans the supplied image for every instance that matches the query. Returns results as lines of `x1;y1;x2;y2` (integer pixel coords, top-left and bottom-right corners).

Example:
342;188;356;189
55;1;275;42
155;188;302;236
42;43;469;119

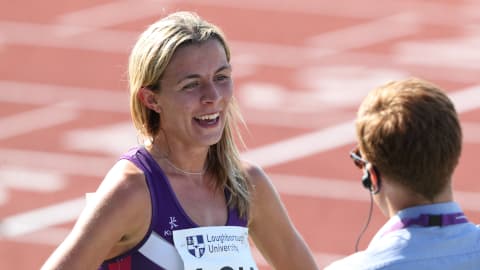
396;202;462;219
369;201;462;247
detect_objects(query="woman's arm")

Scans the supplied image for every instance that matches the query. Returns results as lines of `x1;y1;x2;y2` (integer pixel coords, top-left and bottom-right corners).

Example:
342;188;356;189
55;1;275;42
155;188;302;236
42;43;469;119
41;160;151;270
246;162;318;270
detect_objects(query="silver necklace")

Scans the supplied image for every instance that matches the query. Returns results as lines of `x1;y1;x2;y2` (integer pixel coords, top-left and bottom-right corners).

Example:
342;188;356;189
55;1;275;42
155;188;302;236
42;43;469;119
162;157;204;176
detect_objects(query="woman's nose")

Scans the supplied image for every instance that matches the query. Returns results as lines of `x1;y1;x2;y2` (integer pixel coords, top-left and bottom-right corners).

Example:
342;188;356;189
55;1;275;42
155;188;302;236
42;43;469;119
201;81;221;104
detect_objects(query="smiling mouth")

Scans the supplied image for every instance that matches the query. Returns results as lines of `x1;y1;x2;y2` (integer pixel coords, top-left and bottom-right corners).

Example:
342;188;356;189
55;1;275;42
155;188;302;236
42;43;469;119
194;112;220;126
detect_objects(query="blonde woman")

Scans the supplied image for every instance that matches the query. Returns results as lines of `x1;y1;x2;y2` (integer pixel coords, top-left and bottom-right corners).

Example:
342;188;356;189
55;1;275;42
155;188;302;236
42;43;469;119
42;11;317;270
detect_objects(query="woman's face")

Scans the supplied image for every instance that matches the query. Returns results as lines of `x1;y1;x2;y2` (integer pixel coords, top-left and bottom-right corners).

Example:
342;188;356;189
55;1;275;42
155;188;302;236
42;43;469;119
156;39;233;149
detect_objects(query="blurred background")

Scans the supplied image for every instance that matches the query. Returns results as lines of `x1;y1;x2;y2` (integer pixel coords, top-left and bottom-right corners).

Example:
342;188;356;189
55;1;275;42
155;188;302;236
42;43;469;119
1;0;479;269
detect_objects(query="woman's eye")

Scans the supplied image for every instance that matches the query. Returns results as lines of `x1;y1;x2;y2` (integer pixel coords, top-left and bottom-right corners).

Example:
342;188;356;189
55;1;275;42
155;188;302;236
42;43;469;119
215;74;229;82
182;82;199;90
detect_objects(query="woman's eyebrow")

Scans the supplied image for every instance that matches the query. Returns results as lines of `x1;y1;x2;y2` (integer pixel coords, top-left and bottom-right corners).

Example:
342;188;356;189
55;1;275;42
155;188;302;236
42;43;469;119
216;64;232;73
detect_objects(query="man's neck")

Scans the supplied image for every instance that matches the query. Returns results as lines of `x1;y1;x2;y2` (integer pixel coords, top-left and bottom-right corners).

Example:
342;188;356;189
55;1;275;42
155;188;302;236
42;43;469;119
384;185;453;218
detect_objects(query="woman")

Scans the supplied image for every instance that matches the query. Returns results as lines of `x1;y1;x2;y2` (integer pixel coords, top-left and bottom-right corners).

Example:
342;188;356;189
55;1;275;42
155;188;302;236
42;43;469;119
42;11;317;270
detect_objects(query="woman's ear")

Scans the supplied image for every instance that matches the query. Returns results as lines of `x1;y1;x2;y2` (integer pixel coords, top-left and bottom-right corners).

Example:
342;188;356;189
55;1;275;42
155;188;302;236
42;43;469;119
138;87;161;113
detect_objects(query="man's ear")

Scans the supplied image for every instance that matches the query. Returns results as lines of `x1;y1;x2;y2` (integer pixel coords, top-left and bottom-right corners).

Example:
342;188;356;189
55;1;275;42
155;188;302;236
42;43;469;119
138;87;161;113
366;163;381;194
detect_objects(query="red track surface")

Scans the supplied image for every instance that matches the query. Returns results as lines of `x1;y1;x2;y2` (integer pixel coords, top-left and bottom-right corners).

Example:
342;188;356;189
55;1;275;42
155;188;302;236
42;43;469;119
1;1;480;269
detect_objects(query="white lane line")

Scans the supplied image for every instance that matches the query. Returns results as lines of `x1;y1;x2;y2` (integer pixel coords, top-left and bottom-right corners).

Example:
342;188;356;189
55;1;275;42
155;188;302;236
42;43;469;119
0;190;5;206
242;120;355;167
0;21;136;52
450;85;480;114
57;0;173;35
1;85;480;240
271;174;367;201
0;148;114;177
242;108;353;129
11;227;71;246
62;122;137;155
0;32;5;51
0;166;66;205
0;166;66;192
393;34;480;70
454;190;480;214
231;40;334;67
0;103;78;140
0;81;128;112
270;174;480;212
462;121;480;144
0;197;85;238
307;13;419;54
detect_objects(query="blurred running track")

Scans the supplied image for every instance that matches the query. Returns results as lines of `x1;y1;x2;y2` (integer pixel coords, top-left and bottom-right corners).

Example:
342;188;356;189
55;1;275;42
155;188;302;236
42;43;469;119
1;0;480;269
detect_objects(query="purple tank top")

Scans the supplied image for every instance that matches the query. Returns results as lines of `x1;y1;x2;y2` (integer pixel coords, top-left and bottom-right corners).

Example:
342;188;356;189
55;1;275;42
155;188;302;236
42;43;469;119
99;146;247;270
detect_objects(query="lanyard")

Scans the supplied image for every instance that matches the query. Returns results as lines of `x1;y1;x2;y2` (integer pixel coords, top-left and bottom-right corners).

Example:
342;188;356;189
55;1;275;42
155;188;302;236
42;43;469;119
382;212;468;237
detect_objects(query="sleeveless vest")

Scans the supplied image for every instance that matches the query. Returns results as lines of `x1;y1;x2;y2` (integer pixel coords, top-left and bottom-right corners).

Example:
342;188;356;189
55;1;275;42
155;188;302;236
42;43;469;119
99;147;247;270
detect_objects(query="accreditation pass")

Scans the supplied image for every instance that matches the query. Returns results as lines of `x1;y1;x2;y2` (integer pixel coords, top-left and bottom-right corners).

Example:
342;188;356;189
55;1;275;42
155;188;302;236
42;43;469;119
173;226;258;270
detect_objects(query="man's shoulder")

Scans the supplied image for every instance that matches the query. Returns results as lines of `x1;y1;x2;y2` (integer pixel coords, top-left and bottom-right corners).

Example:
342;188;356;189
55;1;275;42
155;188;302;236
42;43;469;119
324;249;413;270
324;224;480;270
323;240;411;270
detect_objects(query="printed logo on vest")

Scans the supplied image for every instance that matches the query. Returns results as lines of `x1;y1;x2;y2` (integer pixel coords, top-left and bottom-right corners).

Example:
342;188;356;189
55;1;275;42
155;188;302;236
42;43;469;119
169;216;179;229
186;235;205;258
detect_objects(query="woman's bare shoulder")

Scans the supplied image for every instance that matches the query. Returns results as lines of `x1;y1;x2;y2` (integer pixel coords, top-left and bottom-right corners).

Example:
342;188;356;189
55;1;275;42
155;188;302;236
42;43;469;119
41;159;152;269
94;159;150;211
240;160;273;195
241;159;265;179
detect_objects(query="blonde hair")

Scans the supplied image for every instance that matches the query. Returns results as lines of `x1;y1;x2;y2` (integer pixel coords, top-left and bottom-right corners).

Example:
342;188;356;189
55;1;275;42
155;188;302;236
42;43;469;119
356;78;462;200
128;11;251;217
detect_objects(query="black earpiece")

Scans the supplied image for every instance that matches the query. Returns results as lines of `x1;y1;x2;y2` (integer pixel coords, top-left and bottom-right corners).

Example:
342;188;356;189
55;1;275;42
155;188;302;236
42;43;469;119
361;166;381;194
361;169;372;190
350;148;381;194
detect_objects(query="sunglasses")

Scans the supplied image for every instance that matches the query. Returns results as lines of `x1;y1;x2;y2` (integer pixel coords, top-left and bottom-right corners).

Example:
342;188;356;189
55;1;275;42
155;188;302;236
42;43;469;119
350;148;369;169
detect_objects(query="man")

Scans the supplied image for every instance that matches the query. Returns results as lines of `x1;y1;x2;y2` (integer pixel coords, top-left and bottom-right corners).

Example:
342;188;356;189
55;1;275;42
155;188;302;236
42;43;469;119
325;78;480;269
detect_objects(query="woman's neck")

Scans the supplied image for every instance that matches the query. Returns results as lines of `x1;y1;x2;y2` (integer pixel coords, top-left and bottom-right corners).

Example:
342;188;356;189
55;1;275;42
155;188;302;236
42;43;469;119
146;140;208;176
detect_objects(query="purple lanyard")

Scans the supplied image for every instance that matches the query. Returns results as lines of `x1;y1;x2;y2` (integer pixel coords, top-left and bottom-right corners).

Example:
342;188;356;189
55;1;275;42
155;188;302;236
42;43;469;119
382;212;468;237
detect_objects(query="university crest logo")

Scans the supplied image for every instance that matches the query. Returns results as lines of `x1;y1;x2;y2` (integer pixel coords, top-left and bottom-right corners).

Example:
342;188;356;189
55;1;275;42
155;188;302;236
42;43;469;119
186;235;205;258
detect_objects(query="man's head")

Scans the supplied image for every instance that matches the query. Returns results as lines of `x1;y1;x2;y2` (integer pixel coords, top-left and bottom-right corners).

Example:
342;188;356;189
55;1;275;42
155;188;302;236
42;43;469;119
355;78;462;201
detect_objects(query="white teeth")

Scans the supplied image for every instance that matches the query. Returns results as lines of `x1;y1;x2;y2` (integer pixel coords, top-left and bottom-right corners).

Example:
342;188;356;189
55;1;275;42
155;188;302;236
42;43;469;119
195;112;219;121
